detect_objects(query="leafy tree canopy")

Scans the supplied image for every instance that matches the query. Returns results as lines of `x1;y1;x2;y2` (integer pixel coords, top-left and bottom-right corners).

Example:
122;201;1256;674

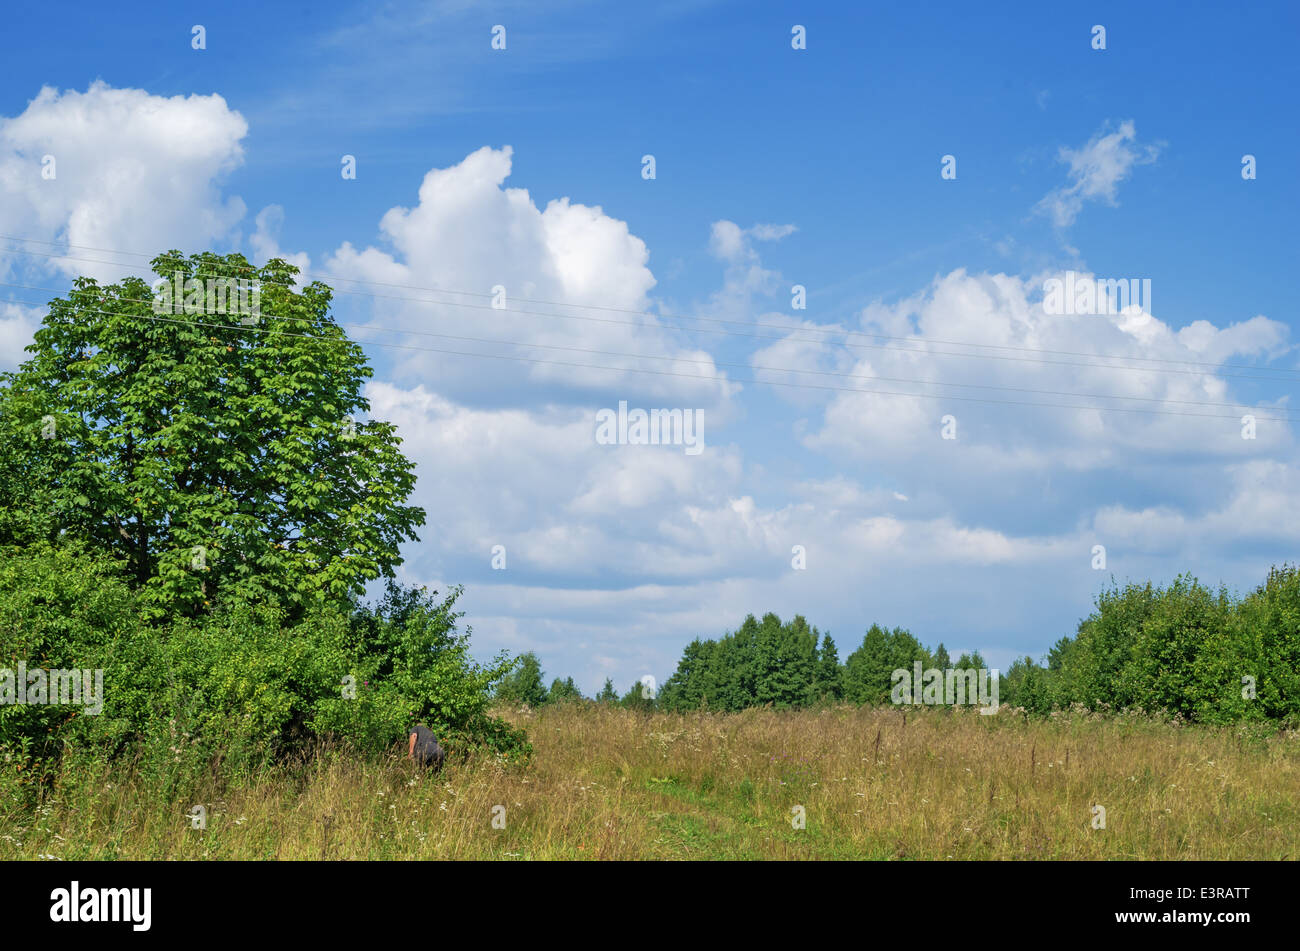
0;252;424;619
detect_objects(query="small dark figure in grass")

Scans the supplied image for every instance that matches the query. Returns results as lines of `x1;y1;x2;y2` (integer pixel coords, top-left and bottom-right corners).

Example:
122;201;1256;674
407;724;446;771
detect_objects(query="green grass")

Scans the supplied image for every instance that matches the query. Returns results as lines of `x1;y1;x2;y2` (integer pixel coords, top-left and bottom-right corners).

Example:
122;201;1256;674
2;704;1298;859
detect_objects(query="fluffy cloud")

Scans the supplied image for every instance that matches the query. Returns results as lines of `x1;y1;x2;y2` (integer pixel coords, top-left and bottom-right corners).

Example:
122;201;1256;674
366;380;745;584
795;268;1291;481
0;82;249;283
326;146;735;408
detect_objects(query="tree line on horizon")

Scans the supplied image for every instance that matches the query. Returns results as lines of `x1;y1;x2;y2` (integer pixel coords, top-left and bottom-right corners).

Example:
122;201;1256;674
516;565;1300;725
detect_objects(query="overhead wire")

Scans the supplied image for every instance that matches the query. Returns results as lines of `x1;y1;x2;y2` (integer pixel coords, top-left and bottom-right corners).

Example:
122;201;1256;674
2;235;1297;382
1;292;1292;422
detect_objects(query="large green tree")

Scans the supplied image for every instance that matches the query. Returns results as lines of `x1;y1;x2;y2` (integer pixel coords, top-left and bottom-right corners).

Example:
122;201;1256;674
660;637;718;711
0;251;424;618
843;623;891;704
754;612;817;709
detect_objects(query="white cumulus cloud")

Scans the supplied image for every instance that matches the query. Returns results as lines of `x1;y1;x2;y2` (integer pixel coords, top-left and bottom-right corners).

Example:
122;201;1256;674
0;82;249;283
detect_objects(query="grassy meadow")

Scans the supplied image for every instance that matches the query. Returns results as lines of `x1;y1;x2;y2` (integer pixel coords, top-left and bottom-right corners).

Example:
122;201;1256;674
3;704;1297;860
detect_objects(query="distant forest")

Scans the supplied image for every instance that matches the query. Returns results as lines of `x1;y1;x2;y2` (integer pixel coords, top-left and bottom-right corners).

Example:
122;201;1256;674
501;565;1300;724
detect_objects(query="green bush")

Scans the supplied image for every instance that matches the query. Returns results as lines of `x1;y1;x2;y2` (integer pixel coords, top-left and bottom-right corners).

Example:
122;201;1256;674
1206;565;1300;723
1119;576;1232;719
0;547;530;802
0;543;141;784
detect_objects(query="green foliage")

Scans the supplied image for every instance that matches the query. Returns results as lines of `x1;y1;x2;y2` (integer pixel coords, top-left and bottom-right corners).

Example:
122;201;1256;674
620;678;658;712
659;638;718;711
1216;565;1300;722
754;613;817;709
656;563;1300;725
313;581;529;760
495;651;548;707
844;624;933;705
1118;577;1231;718
547;676;584;704
0;544;139;782
1001;656;1052;716
0;253;530;803
0;252;424;619
595;678;618;704
813;633;843;701
0;548;530;801
1003;569;1300;724
932;643;951;670
663;614;924;712
842;623;889;705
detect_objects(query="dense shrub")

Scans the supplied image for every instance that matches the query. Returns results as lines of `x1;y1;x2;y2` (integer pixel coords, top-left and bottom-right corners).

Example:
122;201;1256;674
0;544;141;782
0;546;530;803
1000;571;1300;724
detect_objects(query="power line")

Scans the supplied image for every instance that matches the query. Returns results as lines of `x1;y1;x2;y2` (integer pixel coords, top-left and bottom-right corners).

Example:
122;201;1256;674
3;293;1292;422
4;265;1300;392
2;236;1297;382
4;290;1292;418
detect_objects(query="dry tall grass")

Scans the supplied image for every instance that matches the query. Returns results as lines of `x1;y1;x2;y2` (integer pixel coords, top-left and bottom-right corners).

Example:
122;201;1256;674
4;704;1297;859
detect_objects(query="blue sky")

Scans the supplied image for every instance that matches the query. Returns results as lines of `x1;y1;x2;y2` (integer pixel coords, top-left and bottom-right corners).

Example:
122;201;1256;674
2;0;1298;693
